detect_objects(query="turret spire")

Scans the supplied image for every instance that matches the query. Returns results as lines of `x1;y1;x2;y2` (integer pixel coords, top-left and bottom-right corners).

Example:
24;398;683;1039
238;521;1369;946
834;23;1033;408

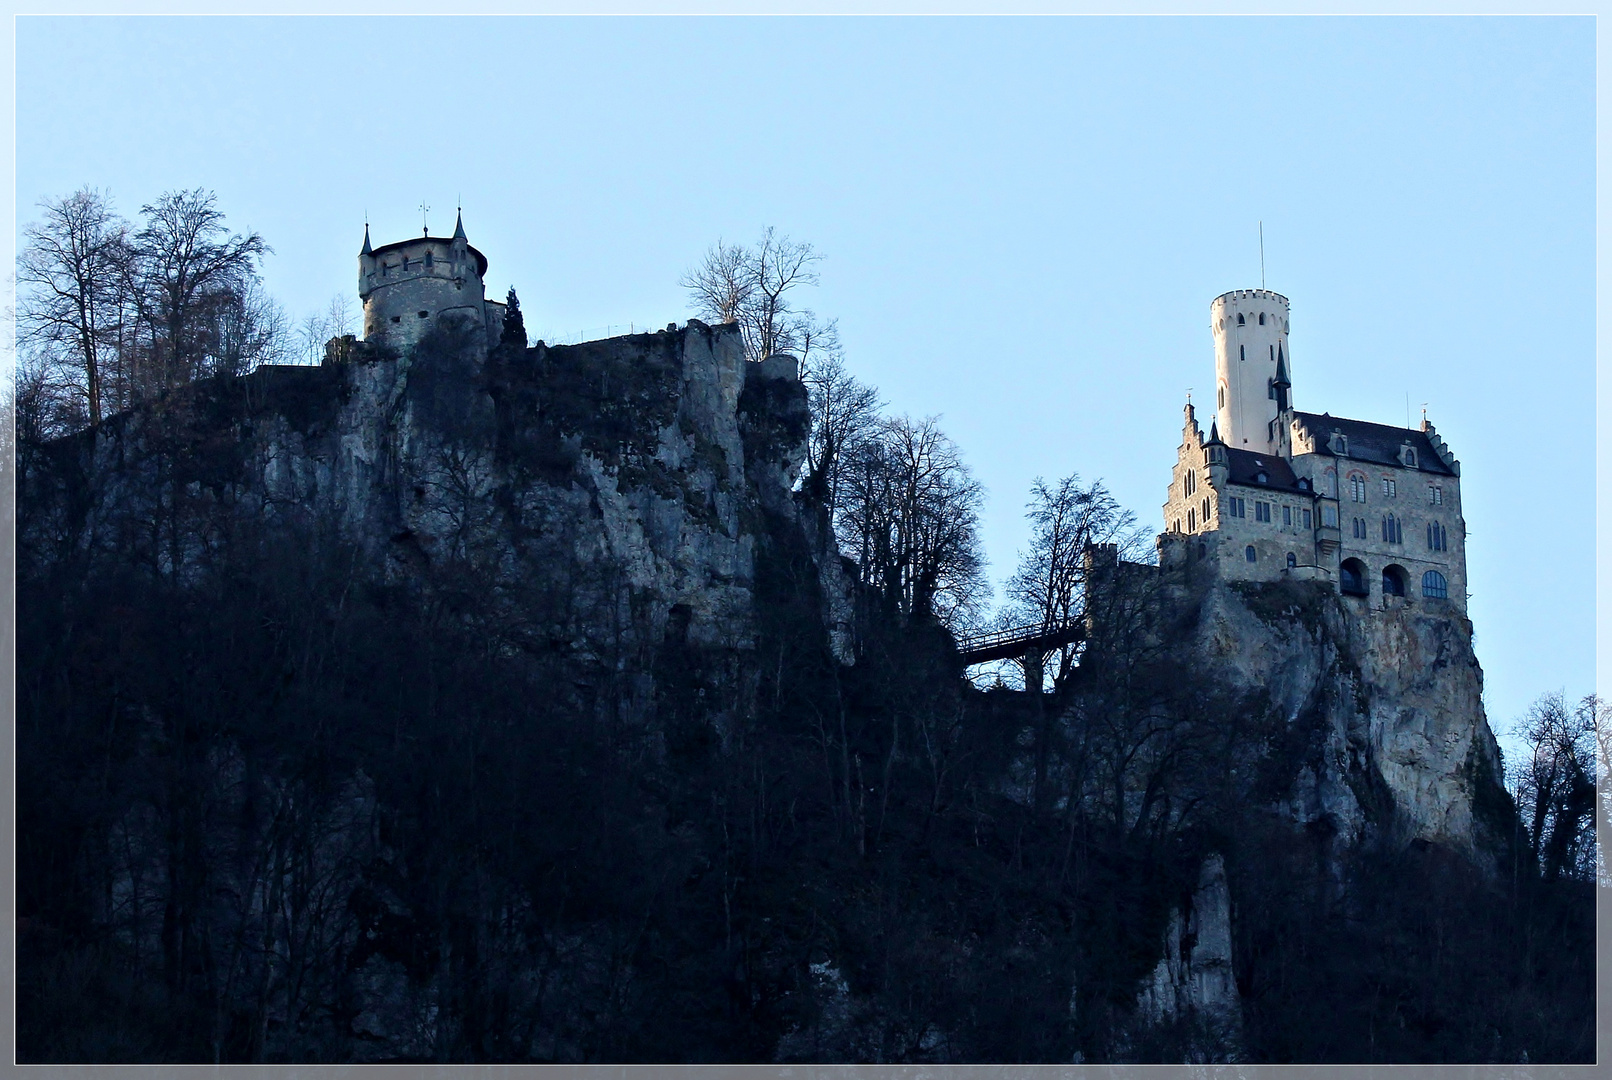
360;222;372;256
452;208;467;242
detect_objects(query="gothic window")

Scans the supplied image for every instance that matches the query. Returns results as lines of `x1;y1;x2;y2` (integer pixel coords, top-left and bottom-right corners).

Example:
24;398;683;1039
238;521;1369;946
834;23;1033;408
1237;313;1245;325
1427;521;1448;551
1245;545;1257;563
1201;496;1210;522
1185;470;1196;496
1255;501;1271;522
1340;558;1368;596
1188;508;1196;531
1422;570;1449;599
1404;448;1416;467
1382;565;1408;597
1382;478;1397;498
1349;474;1367;502
1352;517;1367;539
1381;515;1402;544
1286;552;1297;568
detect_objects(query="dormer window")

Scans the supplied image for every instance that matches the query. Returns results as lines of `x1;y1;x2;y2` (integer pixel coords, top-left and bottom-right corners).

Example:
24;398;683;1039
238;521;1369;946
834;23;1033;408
1297;478;1310;491
1256;471;1268;484
1399;444;1418;468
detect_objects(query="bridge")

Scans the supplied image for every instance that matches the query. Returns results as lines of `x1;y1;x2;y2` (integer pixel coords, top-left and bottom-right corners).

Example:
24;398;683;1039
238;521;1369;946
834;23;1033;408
955;620;1085;667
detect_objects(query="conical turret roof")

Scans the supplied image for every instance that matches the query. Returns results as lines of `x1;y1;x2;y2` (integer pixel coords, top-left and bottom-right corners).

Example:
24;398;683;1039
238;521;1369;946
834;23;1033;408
452;209;467;242
360;222;372;256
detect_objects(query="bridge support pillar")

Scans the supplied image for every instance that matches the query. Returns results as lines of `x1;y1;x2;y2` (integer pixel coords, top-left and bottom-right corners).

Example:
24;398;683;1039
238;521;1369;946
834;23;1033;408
1023;650;1044;695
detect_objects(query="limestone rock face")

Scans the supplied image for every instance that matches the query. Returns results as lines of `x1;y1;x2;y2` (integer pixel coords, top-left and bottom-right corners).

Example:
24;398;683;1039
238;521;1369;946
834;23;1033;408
1192;579;1503;860
1135;853;1241;1058
21;321;843;671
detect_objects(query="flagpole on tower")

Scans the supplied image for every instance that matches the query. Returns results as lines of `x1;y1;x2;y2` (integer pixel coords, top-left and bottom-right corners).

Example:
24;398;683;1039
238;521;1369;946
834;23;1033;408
1260;221;1265;289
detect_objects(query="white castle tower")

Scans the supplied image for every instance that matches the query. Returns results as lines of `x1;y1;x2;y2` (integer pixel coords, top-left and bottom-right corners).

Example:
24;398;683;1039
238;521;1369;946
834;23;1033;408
357;210;505;353
1211;289;1291;455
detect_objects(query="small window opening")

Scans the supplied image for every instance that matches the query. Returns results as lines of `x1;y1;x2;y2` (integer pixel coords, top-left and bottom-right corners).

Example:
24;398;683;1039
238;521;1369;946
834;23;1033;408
425;250;434;268
1259;312;1266;325
1286;552;1297;569
418;310;430;319
1237;313;1245;325
390;315;401;324
1245;545;1257;563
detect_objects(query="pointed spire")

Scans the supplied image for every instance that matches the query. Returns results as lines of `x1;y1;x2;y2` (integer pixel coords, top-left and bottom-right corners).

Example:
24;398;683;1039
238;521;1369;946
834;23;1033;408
1274;344;1290;386
452;208;466;242
360;222;372;256
1206;419;1223;446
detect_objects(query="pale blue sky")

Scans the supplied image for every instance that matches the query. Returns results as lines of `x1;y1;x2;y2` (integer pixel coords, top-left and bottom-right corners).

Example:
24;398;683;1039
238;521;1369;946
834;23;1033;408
16;15;1594;745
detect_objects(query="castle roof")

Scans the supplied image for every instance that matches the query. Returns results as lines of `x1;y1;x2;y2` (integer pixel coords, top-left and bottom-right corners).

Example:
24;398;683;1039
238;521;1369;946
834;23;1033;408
1221;447;1307;493
366;235;488;277
1292;411;1455;477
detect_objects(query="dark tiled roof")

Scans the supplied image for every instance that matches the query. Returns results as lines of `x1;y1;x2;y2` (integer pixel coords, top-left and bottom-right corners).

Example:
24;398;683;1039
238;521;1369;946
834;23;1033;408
1292;411;1455;477
1223;447;1309;493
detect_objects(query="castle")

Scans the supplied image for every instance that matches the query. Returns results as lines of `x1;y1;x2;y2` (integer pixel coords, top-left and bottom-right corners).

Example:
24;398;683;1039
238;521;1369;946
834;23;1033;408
1160;289;1467;612
358;210;506;353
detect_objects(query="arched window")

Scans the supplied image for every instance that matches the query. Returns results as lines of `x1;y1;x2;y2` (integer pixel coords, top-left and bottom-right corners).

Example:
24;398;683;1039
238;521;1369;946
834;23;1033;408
1421;570;1449;599
425;250;434;268
1218;386;1225;409
1340;558;1368;596
1349;473;1368;503
1245;545;1257;563
1237;313;1245;326
1286;552;1297;568
1382;564;1408;597
1188;508;1196;531
1259;312;1266;325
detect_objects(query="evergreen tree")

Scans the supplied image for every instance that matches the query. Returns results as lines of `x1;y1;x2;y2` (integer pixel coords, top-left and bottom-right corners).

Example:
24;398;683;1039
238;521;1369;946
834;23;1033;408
500;286;527;350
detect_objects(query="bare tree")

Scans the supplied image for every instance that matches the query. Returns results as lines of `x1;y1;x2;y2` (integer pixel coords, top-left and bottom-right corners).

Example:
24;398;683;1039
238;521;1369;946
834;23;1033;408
1003;475;1153;688
131;189;268;387
1510;692;1598;882
17;189;131;425
801;344;881;520
839;415;988;630
681;227;823;362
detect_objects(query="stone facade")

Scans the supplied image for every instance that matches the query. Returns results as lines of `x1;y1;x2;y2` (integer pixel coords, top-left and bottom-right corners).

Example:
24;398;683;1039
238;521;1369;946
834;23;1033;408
358;212;506;353
1161;290;1467;615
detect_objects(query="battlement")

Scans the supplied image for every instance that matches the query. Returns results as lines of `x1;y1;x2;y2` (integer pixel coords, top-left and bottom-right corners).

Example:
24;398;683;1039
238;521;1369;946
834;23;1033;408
1212;288;1289;309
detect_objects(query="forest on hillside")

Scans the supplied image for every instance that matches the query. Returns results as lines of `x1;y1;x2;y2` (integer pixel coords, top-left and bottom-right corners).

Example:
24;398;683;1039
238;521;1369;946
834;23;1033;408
11;196;1599;1064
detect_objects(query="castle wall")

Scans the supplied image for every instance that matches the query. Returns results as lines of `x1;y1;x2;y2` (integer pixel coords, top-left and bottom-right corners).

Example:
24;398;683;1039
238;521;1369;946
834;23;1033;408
360;236;490;352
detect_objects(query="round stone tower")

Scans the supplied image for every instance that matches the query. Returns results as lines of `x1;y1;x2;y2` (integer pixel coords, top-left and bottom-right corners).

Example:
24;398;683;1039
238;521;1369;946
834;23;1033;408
358;211;495;353
1211;288;1291;455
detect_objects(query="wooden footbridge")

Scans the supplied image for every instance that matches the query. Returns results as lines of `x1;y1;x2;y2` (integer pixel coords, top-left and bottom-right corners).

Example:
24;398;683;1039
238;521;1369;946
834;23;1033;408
955;620;1085;666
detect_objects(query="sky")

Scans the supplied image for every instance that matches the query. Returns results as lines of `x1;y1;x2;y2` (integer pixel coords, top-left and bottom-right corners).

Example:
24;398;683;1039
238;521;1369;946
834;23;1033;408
14;14;1595;750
